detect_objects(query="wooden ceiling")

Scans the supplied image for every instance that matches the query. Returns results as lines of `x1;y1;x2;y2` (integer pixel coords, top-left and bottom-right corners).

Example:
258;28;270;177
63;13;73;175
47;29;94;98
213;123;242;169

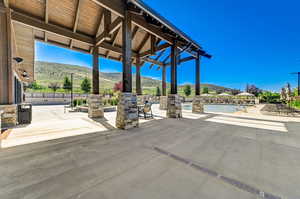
8;0;207;69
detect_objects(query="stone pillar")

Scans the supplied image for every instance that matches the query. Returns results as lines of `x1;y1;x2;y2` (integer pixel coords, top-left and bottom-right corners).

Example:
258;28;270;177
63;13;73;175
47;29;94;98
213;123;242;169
167;94;182;118
159;96;167;110
116;5;139;129
192;95;204;113
88;94;103;118
116;93;138;129
0;104;17;128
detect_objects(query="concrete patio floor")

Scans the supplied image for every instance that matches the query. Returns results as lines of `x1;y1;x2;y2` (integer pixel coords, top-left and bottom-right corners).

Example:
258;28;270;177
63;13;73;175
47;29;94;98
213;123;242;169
1;104;207;148
1;108;300;199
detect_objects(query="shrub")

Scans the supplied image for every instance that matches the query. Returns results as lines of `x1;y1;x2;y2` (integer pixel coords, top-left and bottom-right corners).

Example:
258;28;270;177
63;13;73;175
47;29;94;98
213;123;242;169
259;92;281;103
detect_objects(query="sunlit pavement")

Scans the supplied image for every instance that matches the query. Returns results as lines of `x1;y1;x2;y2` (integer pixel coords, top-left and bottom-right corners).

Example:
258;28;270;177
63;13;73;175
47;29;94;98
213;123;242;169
1;105;300;198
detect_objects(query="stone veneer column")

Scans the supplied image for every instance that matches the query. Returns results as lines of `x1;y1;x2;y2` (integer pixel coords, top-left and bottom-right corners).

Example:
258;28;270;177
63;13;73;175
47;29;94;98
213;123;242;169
167;94;182;118
88;94;103;118
159;96;167;110
192;95;204;113
0;105;17;128
116;92;139;129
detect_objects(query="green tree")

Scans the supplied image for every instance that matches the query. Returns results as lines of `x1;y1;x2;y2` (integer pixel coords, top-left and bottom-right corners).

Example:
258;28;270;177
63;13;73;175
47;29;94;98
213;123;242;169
156;86;161;96
183;85;191;97
63;76;72;92
48;82;60;96
202;87;209;94
81;77;91;93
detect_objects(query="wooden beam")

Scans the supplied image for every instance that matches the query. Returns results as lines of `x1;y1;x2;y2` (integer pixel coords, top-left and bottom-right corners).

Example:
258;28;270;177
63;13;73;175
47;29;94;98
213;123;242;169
96;11;104;37
92;47;100;94
136;32;150;53
110;27;120;46
136;56;142;95
170;43;178;94
73;0;82;32
165;56;196;66
143;57;164;67
103;9;111;38
132;25;139;40
162;66;167;96
12;11;94;44
45;0;48;23
95;16;122;46
195;52;201;95
131;13;173;45
90;0;125;17
149;49;165;69
0;8;13;103
2;0;9;7
122;6;132;93
35;36;90;54
150;34;156;55
139;42;170;58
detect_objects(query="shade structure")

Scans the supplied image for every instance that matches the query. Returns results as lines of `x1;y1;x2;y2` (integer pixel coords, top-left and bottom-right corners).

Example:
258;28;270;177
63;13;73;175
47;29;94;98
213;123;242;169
237;92;255;96
201;93;213;97
218;93;232;96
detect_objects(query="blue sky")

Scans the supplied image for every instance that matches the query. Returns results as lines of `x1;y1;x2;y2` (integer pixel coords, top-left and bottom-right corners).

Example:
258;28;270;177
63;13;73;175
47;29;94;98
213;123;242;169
35;0;300;91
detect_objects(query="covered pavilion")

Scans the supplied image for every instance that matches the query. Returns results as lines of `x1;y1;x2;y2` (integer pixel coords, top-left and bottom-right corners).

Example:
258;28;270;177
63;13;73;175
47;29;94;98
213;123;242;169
0;0;211;129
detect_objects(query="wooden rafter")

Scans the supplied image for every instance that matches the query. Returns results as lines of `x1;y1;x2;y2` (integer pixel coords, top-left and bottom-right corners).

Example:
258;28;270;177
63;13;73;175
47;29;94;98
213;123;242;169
132;26;139;40
96;11;104;37
44;0;48;42
111;27;120;46
95;16;122;46
139;42;170;58
12;11;93;44
103;9;111;39
150;34;156;55
149;49;166;69
73;0;82;32
165;56;195;66
136;32;150;53
3;0;9;7
70;0;82;48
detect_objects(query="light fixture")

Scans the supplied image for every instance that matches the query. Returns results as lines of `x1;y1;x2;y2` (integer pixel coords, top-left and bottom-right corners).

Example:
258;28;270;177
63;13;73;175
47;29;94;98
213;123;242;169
13;57;23;63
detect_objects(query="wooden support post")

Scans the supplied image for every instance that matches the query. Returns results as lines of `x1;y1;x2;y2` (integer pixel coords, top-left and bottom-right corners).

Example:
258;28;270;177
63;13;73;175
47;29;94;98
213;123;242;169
170;42;177;94
195;51;201;95
122;6;132;93
0;4;13;104
136;56;142;95
162;66;166;96
92;47;99;95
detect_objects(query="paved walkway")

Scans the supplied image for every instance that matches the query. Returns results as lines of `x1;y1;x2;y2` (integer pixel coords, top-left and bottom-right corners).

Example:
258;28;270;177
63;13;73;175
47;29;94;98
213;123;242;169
1;110;300;199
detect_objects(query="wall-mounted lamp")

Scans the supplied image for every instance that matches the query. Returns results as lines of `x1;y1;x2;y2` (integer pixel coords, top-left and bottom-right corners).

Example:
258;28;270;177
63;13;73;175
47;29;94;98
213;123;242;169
13;57;23;63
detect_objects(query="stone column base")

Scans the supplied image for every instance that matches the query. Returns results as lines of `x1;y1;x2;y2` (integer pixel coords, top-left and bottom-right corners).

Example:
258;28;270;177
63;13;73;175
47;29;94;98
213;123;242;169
116;93;139;129
88;94;103;118
0;104;17;128
167;94;182;118
192;95;204;113
159;96;167;110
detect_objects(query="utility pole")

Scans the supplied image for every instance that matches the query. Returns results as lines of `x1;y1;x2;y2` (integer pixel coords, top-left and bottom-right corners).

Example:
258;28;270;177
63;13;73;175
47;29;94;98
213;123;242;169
291;72;300;96
71;73;74;107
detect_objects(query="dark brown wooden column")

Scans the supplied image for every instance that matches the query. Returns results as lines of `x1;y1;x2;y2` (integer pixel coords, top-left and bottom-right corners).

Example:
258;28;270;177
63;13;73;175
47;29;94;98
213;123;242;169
136;56;142;95
92;47;99;95
0;4;13;104
162;66;166;96
122;6;132;93
195;52;201;95
170;42;178;94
